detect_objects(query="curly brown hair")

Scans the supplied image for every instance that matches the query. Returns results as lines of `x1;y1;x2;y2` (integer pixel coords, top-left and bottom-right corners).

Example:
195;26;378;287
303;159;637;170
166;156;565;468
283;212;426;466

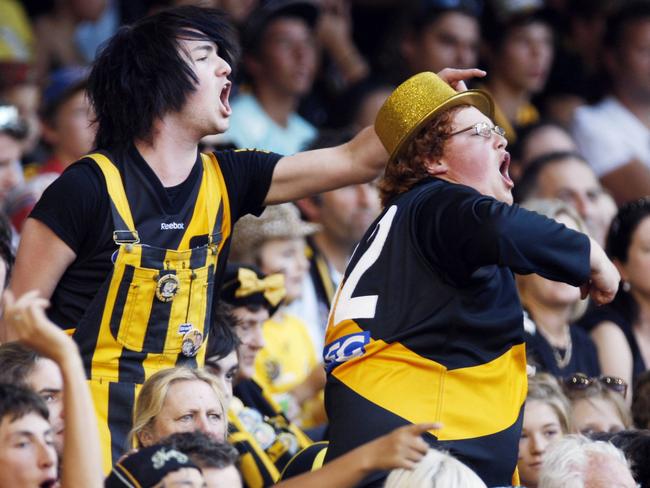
378;105;463;206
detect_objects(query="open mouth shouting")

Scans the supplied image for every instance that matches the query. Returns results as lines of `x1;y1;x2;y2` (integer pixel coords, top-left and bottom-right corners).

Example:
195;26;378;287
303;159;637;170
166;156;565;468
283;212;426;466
499;152;514;188
219;81;232;116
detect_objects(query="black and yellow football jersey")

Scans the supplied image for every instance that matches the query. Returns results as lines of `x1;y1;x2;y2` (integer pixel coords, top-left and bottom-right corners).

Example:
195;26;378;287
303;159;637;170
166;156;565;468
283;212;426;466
323;179;591;487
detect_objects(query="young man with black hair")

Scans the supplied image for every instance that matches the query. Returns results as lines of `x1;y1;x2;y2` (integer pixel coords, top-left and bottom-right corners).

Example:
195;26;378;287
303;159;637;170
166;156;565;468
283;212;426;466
4;5;480;471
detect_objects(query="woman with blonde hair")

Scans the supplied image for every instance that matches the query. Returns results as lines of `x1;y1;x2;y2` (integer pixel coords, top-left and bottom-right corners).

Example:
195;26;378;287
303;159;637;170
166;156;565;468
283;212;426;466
518;373;572;488
130;366;227;448
517;199;600;377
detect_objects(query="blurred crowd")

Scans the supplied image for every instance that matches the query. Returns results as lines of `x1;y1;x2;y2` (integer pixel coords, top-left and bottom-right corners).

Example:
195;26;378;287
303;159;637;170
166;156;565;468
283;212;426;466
1;0;650;487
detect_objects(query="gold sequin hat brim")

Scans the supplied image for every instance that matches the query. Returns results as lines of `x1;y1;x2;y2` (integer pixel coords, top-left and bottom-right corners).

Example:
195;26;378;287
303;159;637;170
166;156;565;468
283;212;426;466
375;72;494;163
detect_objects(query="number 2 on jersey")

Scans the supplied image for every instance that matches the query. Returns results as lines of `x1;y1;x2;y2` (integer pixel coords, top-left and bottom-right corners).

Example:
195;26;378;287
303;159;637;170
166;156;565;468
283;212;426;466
332;205;397;325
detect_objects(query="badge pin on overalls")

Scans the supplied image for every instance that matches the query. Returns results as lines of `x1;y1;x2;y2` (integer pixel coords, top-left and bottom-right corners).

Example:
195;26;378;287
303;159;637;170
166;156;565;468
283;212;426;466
181;328;203;357
155;274;180;302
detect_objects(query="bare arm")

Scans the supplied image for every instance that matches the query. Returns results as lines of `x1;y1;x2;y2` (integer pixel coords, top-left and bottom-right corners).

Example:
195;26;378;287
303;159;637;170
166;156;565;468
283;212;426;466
274;423;438;488
3;290;103;488
2;218;76;341
265;126;387;205
600;159;650;206
264;68;487;205
590;321;634;402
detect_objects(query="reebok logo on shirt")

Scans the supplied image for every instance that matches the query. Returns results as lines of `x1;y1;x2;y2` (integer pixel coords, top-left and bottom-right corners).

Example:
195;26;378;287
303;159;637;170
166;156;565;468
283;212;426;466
160;222;185;230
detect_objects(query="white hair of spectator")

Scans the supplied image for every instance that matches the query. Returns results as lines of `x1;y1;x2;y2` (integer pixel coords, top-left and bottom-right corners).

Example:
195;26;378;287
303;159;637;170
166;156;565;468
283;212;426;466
383;448;487;488
538;435;628;488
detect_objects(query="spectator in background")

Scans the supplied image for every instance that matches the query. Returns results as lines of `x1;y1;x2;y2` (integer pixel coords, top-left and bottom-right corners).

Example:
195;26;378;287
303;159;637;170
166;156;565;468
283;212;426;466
39;66;94;175
0;383;58;488
32;0;110;80
517;199;599;378
539;435;636;488
564;373;632;435
159;431;242;488
0;342;65;454
0;102;26;206
578;198;650;390
4;66;94;234
517;374;571;488
394;0;481;81
230;204;326;428
205;263;312;486
480;0;555;145
131;367;229;448
295;131;382;348
105;445;205;488
542;0;616;126
509;120;576;182
2;289;103;487
225;0;320;154
514;151;614;248
0;62;42;159
572;1;650;205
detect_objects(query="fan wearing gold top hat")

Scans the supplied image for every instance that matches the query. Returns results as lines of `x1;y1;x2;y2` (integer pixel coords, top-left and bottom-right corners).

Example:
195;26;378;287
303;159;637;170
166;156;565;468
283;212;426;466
321;71;620;487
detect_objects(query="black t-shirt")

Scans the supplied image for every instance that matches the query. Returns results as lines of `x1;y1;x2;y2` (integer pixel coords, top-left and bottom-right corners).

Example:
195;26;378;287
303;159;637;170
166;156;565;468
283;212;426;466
30;145;281;328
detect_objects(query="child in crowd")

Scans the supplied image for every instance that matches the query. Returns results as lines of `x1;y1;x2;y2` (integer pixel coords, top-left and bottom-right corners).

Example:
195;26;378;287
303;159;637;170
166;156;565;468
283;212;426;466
205;263;312;486
230;203;325;427
518;373;571;488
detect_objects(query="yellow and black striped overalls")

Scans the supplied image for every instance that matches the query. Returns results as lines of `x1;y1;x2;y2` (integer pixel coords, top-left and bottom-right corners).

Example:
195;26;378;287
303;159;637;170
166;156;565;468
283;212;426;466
72;152;231;473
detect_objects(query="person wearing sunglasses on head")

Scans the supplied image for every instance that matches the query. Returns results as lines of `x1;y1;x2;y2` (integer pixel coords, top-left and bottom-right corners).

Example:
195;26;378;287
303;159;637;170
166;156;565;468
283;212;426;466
323;72;620;488
563;372;633;436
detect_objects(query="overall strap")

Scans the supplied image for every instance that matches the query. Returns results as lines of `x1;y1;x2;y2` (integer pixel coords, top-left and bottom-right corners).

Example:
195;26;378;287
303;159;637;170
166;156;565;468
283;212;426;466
86;153;139;245
201;152;231;247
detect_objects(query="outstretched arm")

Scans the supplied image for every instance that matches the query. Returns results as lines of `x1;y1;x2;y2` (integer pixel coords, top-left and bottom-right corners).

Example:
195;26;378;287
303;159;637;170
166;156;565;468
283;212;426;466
274;423;439;488
264;69;486;205
3;290;103;488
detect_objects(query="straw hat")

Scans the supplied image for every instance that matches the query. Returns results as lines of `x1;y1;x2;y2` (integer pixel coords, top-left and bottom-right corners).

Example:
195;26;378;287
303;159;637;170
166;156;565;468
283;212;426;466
375;71;494;163
230;204;320;263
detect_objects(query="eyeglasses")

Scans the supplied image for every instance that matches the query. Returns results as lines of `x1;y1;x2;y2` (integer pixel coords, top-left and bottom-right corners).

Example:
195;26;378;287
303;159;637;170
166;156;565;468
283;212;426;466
564;372;628;398
450;122;506;139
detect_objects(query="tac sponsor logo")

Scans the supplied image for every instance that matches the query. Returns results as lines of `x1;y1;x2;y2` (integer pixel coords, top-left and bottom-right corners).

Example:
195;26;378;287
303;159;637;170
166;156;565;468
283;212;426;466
160;222;184;230
323;331;370;372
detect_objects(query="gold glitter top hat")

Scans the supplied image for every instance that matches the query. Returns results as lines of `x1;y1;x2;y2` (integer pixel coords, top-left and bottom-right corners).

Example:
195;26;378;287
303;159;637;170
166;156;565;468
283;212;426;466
375;72;494;162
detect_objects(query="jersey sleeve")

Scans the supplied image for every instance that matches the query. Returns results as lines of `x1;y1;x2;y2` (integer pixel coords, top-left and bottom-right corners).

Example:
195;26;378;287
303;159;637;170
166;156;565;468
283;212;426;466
413;183;591;286
214;149;282;221
29;159;107;255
